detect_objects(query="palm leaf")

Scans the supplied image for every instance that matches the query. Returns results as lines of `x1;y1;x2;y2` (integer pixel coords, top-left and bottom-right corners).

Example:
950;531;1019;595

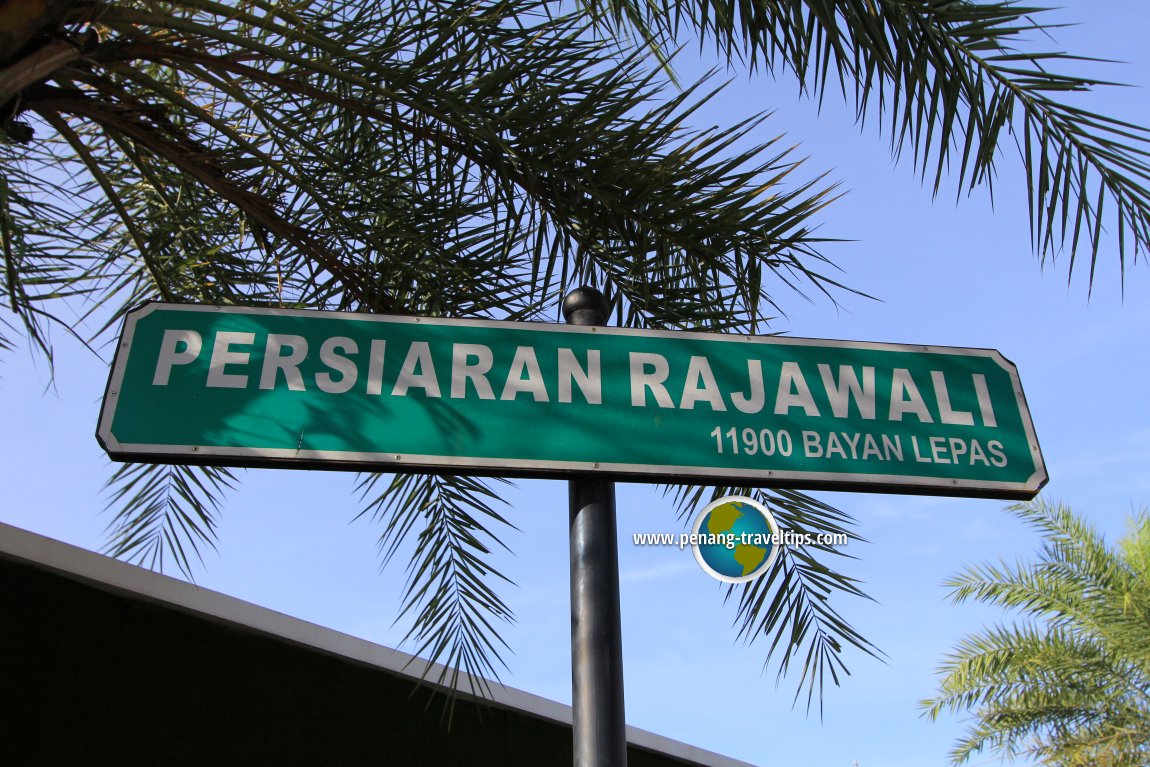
102;461;237;578
667;483;878;714
922;500;1150;765
354;472;517;711
580;0;1150;288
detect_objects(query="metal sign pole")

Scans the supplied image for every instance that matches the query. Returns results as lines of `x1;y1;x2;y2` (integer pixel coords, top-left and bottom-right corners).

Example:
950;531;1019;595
564;287;628;767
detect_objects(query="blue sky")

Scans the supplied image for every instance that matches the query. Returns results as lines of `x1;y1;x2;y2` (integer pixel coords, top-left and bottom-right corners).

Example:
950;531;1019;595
3;2;1149;766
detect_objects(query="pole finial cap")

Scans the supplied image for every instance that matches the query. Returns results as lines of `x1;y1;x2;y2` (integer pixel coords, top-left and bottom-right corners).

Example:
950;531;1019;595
562;287;610;326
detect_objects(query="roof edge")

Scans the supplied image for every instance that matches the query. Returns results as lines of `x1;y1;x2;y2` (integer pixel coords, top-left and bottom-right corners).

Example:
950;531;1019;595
0;521;756;767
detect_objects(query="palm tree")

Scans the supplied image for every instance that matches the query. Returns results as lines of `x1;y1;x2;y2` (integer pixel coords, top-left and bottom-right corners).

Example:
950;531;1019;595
3;0;1149;706
922;500;1150;766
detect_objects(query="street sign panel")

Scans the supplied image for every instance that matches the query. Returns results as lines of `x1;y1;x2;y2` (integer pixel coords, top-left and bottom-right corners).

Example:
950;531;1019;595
97;303;1047;498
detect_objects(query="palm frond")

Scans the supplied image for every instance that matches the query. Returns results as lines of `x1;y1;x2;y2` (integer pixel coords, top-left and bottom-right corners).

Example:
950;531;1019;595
580;0;1150;288
667;483;878;715
922;499;1150;765
102;461;237;578
5;0;843;344
354;472;518;708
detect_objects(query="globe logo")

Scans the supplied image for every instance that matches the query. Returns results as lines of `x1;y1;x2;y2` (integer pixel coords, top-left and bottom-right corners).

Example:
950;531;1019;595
691;496;781;583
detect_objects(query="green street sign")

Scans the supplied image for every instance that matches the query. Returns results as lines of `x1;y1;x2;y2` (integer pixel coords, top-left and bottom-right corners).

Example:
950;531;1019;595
97;303;1047;499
